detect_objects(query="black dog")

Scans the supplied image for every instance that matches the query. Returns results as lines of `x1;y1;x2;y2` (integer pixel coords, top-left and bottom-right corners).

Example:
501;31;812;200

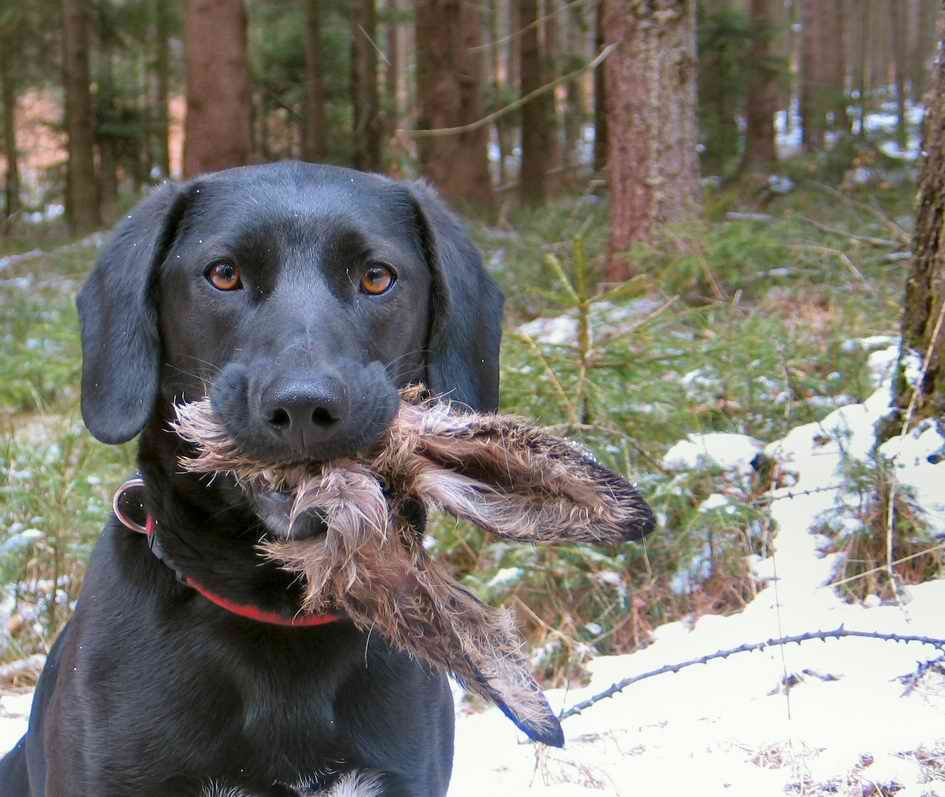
0;162;504;796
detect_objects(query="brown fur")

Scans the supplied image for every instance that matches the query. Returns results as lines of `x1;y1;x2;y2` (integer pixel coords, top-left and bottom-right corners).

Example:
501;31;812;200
171;388;654;740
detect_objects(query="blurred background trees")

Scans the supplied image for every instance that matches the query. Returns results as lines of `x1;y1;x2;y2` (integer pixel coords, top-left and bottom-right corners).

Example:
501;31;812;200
0;0;939;261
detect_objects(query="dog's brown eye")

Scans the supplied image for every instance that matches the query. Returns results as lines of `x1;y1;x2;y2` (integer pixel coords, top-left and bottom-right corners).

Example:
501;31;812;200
360;264;396;296
206;261;242;291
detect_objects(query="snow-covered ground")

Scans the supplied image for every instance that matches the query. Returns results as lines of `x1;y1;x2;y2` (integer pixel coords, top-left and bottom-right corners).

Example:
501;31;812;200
2;340;943;795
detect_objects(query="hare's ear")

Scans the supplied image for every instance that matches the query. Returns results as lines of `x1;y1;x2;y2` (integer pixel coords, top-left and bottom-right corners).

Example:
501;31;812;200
415;416;656;544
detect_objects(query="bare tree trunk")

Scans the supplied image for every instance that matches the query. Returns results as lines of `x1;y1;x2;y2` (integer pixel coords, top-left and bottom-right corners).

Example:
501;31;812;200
96;4;119;220
415;0;493;207
740;0;778;174
352;0;382;171
155;0;172;178
490;0;507;187
183;0;251;177
563;0;586;174
63;0;101;234
385;0;400;143
912;0;937;102
593;0;607;174
856;0;872;137
543;0;562;191
520;0;553;205
1;23;20;220
799;0;825;152
891;0;910;151
605;0;701;281
303;0;327;162
827;0;850;133
892;4;945;428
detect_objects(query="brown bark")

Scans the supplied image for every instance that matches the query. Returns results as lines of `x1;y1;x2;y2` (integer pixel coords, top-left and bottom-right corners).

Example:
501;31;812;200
96;5;118;220
519;0;553;206
303;0;327;162
183;0;252;177
855;0;872;137
826;0;850;133
605;0;701;282
799;0;825;152
384;0;400;143
542;0;562;190
1;23;20;220
352;0;382;172
894;4;945;428
911;0;937;102
563;0;586;173
155;0;172;178
415;0;493;207
740;0;778;174
63;0;101;234
891;0;909;151
593;0;607;174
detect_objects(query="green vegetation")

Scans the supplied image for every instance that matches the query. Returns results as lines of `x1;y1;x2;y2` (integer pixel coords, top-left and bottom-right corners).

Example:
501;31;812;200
0;164;934;680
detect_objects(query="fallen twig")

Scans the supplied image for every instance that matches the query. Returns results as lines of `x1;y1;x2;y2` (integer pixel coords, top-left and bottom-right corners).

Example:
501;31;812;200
798;216;899;248
559;627;945;721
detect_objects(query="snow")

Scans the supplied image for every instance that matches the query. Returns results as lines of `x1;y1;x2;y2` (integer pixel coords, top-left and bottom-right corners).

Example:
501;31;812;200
2;337;943;795
663;432;764;479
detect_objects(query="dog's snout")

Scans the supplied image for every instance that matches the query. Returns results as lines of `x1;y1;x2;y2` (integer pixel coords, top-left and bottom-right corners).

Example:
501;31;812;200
262;377;349;447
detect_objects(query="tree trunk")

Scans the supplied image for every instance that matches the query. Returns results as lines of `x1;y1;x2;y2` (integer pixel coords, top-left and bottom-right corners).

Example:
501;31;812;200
891;0;910;152
385;0;399;143
96;4;119;220
593;0;607;174
415;0;493;207
490;0;507;187
183;0;251;177
893;5;945;428
826;0;849;134
855;0;871;137
519;0;553;205
1;25;20;221
155;0;172;178
562;1;586;175
303;0;327;162
799;0;825;152
740;0;778;174
352;0;382;171
542;0;562;191
605;0;701;282
911;0;937;103
63;0;101;234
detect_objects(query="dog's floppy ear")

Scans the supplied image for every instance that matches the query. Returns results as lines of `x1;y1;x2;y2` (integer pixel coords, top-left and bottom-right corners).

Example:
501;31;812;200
408;181;504;412
77;182;189;444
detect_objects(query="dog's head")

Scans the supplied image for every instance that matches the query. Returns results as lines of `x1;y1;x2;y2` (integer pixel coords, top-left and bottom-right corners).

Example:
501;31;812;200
77;163;504;534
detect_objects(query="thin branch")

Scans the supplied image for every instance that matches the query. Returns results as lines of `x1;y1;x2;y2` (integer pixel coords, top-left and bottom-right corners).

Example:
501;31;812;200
798;216;899;248
401;43;617;138
470;0;594;52
790;243;866;283
559;627;945;721
828;541;945;589
811;182;912;246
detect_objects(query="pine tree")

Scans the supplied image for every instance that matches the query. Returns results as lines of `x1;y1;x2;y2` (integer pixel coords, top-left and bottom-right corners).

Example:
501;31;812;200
604;0;701;281
183;0;252;177
63;0;101;233
414;0;493;206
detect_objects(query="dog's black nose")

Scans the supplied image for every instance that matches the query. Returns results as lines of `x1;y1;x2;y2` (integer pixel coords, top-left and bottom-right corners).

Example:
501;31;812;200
262;377;350;448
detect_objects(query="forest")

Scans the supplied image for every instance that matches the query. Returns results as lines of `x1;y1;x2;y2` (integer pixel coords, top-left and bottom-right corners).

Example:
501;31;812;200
1;0;945;793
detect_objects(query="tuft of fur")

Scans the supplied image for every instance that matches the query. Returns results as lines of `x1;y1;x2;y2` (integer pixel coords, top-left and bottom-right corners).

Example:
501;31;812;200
172;388;655;745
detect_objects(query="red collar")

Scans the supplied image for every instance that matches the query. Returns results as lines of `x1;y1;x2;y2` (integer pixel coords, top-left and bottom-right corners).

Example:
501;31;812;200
113;479;340;629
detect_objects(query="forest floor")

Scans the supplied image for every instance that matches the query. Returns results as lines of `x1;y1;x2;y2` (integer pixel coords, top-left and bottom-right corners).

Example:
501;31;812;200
1;147;943;793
